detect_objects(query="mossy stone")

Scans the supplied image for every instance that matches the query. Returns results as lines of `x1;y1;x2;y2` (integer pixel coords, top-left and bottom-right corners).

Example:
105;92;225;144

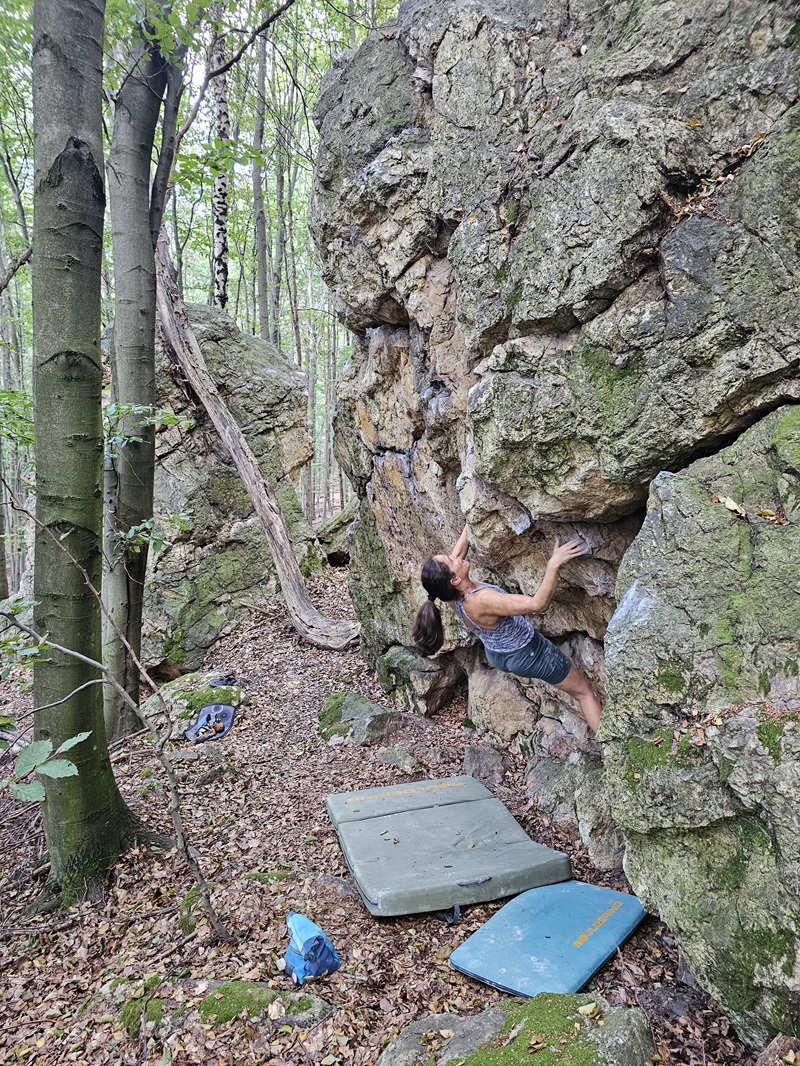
199;981;278;1025
119;996;163;1038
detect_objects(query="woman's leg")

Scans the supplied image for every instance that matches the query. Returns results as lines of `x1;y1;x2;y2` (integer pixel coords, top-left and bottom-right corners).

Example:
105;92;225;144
553;666;602;733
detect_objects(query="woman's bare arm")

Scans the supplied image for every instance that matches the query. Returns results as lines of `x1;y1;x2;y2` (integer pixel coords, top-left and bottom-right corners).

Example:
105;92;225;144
452;525;469;560
465;538;587;624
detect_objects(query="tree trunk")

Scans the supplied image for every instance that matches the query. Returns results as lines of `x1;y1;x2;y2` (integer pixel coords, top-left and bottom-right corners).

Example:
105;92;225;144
0;439;9;601
269;133;285;348
211;25;230;310
32;0;139;897
103;36;169;741
155;238;359;650
253;36;270;341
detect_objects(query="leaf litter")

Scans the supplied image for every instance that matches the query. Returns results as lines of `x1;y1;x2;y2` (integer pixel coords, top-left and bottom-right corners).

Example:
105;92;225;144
0;570;756;1065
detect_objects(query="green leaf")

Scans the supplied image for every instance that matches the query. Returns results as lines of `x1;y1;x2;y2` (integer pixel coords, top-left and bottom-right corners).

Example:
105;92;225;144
10;780;46;802
55;731;91;755
14;739;53;778
37;759;79;779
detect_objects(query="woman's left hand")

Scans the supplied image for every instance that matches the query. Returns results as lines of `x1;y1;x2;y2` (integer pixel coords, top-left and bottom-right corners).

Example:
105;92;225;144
547;537;588;569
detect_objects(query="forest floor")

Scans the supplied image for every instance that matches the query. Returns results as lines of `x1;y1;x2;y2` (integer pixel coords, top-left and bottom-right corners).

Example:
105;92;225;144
0;569;757;1066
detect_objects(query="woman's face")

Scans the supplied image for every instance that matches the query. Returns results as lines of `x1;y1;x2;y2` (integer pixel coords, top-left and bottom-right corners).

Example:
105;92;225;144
434;553;470;586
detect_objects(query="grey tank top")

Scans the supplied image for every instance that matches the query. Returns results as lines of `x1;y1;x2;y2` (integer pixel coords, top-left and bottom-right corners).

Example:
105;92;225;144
453;583;535;653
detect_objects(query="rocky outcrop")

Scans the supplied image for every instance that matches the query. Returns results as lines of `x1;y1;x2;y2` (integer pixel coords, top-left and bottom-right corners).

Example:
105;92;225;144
604;407;800;1047
311;0;800;1048
142;306;315;670
374;993;654;1066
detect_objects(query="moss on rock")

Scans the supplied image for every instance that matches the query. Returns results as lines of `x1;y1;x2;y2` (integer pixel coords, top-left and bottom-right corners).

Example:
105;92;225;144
199;981;278;1025
119;996;163;1038
454;994;604;1065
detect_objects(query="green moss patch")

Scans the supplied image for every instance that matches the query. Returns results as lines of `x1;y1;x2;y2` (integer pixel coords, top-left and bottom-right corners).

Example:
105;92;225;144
199;981;278;1025
459;994;601;1065
757;709;799;763
244;869;294;884
656;661;686;694
119;996;163;1038
286;994;314;1016
318;691;350;740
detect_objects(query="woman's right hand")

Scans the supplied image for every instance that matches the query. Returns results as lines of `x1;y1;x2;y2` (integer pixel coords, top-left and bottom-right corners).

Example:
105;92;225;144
547;537;588;569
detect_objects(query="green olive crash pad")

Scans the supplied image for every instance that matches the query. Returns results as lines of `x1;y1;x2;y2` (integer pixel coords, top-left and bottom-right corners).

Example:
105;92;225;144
326;776;571;917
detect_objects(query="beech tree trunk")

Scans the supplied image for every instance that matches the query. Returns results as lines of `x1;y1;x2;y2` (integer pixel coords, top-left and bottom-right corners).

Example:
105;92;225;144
103;35;169;740
155;238;359;651
32;0;139;896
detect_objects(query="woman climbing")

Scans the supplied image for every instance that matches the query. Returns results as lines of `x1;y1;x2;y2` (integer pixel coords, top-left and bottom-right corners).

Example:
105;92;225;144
412;527;602;732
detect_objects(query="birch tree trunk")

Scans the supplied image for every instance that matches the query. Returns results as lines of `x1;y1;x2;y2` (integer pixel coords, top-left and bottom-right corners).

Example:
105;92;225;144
211;24;230;310
32;0;140;896
103;36;169;740
156;238;359;651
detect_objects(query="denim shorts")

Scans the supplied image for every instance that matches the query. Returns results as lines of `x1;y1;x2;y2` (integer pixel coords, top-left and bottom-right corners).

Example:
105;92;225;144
485;629;571;685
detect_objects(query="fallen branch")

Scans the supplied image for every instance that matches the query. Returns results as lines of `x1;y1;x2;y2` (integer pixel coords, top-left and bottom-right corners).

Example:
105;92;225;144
156;235;360;651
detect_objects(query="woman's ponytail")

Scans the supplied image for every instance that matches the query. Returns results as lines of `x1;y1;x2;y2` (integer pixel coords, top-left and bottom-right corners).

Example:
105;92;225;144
412;556;461;656
413;598;445;656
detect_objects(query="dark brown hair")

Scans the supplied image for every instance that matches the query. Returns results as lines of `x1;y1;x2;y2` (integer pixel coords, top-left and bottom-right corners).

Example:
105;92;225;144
412;556;460;656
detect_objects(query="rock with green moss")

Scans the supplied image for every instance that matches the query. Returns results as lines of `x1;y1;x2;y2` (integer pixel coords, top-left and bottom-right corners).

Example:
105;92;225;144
604;407;800;1047
316;497;358;565
377;643;466;715
198;981;332;1028
375;993;653;1066
139;671;249;739
143;303;317;671
339;691;405;744
119;995;164;1038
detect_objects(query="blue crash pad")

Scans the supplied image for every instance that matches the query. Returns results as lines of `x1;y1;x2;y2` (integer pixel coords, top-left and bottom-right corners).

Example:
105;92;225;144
327;776;571;917
183;703;236;743
449;881;646;996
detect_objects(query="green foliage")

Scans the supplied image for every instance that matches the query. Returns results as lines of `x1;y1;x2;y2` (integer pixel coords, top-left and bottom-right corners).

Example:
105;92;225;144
0;731;90;803
0;389;33;446
179;884;201;935
115;509;193;556
103;402;193;459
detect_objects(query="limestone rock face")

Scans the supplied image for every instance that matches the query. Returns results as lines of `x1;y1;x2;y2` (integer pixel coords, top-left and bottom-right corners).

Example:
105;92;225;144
311;0;800;711
312;0;800;1045
604;407;800;1047
142;305;314;670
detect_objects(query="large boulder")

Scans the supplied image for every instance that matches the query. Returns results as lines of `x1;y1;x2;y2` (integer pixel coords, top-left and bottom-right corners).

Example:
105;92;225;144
604;407;800;1047
310;0;800;729
142;305;315;671
311;0;800;1047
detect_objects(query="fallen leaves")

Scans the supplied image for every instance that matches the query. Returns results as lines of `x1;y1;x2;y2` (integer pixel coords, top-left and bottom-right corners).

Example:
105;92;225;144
710;493;790;525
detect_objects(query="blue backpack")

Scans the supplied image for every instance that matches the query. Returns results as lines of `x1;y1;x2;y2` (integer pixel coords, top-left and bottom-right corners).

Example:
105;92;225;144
284;911;340;985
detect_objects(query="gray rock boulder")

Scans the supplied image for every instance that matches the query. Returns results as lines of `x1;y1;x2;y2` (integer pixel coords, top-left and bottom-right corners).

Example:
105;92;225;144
143;305;315;670
374;993;654;1066
312;0;800;1044
604;407;800;1047
311;0;800;774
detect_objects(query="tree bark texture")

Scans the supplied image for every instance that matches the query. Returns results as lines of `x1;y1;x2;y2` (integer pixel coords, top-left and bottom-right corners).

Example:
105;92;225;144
103;35;169;740
32;0;137;893
156;238;359;651
253;35;270;341
211;26;230;310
